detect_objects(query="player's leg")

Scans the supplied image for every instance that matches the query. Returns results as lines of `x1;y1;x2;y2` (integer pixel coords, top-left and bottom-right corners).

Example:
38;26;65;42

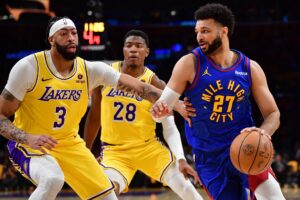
29;155;65;200
103;168;128;194
53;137;116;199
249;168;285;200
100;144;136;194
136;138;203;200
255;175;285;200
7;141;64;200
194;150;249;200
163;161;203;200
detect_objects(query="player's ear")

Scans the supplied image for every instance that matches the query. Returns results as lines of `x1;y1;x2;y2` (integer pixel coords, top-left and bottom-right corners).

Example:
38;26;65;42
222;26;229;37
48;36;54;46
145;47;150;57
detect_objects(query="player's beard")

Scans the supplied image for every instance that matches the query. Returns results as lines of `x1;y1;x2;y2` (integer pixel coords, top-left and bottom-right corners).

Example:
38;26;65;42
56;42;78;60
202;35;222;56
128;63;138;68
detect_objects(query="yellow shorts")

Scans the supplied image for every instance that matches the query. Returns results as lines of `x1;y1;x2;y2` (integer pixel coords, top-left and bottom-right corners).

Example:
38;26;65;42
9;135;114;200
101;137;175;192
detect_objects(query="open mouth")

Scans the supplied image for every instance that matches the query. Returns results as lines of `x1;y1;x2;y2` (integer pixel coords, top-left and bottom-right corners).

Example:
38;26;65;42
199;42;207;49
67;45;77;52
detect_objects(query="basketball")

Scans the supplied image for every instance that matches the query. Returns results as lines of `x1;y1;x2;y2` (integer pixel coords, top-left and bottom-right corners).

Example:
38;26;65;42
230;130;274;175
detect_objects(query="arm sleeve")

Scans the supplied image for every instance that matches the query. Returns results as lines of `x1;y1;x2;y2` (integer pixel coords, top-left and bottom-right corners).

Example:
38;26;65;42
86;61;121;90
4;55;36;101
162;115;186;160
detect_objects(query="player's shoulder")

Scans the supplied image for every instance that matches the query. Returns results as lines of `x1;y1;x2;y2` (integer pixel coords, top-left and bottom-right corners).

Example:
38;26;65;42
249;59;263;73
174;53;195;71
84;59;111;70
13;53;36;71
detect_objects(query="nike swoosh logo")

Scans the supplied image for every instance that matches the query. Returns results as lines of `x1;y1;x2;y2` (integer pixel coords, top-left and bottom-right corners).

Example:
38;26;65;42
41;78;52;81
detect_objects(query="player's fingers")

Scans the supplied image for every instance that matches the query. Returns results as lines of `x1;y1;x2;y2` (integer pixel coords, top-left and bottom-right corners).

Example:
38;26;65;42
37;145;47;154
185;107;196;112
186;118;192;127
183;97;191;104
41;142;54;151
184;101;192;107
157;102;164;112
260;130;272;140
188;111;196;117
190;170;200;184
240;127;256;133
41;136;57;148
182;171;189;180
150;105;160;116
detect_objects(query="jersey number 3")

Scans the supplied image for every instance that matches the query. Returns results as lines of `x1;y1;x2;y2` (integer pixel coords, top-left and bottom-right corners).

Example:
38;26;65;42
54;106;66;128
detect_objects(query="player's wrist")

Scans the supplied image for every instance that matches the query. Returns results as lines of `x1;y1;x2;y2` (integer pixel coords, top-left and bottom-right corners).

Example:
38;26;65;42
177;155;186;161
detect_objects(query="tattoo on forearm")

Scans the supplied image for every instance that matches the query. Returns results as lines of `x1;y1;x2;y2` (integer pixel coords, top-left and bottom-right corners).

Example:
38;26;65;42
1;89;15;101
140;85;160;103
0;118;27;144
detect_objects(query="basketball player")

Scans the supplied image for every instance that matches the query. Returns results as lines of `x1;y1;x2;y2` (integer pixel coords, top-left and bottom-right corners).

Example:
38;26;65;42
84;29;203;200
0;17;166;200
151;3;285;200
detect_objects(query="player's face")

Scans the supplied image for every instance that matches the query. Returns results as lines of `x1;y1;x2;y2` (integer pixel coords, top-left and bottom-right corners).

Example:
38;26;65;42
195;19;223;55
123;36;149;68
52;28;78;60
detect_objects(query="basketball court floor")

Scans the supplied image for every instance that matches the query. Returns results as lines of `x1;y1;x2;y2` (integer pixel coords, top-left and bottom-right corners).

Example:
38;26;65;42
1;187;299;200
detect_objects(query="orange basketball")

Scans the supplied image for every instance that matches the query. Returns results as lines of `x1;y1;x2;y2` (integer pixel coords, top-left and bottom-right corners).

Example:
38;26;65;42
230;130;274;175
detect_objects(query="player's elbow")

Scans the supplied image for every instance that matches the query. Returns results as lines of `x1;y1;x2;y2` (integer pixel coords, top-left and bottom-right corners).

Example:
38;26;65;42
276;109;280;129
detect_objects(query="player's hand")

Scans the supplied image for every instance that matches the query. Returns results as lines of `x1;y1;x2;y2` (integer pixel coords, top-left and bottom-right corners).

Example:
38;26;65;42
182;97;196;127
26;134;57;154
240;127;271;140
178;159;201;185
150;100;170;121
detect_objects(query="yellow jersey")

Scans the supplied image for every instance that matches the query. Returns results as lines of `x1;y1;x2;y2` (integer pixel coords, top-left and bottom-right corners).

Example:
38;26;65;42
101;61;156;146
13;51;89;140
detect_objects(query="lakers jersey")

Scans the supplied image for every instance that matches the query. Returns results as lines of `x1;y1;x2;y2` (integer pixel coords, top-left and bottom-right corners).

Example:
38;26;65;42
184;47;254;152
13;51;89;140
101;61;156;145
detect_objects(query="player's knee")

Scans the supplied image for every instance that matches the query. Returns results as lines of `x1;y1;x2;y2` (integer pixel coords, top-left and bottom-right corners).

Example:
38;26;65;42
42;173;64;193
104;169;127;194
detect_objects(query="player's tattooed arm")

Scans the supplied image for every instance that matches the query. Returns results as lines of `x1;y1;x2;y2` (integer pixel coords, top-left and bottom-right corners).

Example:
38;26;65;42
0;89;28;143
117;74;162;103
139;84;161;103
151;75;166;90
0;89;57;151
0;118;28;143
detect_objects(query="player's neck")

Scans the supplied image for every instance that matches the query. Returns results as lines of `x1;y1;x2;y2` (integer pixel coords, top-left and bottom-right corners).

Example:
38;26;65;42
50;50;74;77
121;61;145;78
209;46;237;69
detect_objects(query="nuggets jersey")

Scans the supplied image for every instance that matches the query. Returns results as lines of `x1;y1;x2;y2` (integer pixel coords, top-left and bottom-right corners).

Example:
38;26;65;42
184;47;254;152
13;51;89;140
101;61;156;145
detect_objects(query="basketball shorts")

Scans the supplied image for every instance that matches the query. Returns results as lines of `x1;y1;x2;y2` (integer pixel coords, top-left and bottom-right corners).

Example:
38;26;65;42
194;148;249;200
7;135;114;199
100;137;175;192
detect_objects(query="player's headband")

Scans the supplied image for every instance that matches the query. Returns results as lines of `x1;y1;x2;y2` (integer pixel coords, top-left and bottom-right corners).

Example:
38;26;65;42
49;18;76;37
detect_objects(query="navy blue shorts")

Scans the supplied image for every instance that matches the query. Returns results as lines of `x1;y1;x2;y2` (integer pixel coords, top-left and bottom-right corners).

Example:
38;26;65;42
194;149;249;200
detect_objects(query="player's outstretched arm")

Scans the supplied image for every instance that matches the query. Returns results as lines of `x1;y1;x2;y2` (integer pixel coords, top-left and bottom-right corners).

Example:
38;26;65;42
0;89;57;153
84;86;103;149
117;73;162;103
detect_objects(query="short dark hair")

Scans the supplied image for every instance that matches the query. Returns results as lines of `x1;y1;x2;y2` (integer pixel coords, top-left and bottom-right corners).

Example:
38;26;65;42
124;29;150;47
194;3;235;36
44;16;71;46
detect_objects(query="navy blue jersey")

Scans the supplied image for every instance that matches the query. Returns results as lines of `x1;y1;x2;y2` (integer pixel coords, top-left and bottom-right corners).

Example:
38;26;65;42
184;47;255;153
